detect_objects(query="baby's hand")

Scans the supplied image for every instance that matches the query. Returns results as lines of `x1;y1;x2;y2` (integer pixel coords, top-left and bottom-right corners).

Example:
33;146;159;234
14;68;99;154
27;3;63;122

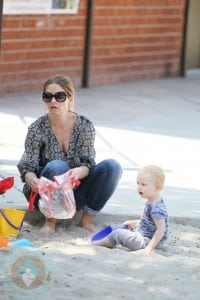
123;220;139;229
138;246;153;255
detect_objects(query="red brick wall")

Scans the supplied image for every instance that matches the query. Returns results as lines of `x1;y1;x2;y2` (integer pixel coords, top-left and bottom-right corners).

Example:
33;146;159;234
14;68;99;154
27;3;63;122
0;0;87;94
0;0;186;94
89;0;186;85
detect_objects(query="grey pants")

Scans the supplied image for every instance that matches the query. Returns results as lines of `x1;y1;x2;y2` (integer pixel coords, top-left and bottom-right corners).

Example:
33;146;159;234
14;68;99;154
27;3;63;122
108;228;146;251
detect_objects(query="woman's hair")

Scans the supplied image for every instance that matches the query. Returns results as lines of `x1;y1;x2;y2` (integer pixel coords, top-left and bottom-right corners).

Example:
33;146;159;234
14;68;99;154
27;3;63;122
138;165;165;189
43;75;75;111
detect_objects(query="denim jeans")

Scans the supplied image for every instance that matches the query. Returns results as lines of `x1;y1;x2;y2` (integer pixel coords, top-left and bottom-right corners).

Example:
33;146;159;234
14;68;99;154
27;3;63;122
24;159;122;216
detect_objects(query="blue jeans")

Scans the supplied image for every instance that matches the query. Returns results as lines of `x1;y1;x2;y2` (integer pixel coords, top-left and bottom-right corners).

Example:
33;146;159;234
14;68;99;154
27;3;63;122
26;159;122;216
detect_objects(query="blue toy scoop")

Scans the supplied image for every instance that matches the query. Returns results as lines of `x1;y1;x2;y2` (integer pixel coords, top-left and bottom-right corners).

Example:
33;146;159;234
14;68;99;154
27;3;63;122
91;224;127;242
11;238;33;247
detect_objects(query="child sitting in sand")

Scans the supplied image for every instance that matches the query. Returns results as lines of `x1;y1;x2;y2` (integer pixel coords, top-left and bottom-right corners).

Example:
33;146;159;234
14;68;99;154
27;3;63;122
92;165;169;255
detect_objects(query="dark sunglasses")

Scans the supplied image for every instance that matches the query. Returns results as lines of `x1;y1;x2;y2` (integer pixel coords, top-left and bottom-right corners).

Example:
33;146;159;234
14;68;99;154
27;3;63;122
42;91;68;103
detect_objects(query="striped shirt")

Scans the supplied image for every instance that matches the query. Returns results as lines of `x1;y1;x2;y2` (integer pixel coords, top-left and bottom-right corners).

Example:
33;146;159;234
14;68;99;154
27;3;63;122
136;198;169;248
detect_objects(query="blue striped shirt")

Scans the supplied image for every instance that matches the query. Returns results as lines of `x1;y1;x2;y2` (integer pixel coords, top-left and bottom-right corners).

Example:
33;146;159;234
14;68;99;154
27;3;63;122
136;198;169;248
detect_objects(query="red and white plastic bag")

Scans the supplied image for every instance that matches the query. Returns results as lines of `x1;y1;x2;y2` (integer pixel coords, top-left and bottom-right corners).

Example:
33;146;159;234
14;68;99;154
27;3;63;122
37;173;80;219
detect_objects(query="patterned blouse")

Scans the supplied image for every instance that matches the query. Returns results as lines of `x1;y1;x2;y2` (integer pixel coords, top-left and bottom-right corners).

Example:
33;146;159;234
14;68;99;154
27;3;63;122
17;113;96;182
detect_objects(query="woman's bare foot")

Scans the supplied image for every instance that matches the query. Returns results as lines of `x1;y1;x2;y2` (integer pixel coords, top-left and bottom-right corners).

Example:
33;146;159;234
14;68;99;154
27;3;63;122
40;218;56;234
79;222;96;233
78;212;96;232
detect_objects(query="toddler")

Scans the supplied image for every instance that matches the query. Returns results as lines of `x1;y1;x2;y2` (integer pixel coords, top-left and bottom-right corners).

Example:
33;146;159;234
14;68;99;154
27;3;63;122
92;165;169;254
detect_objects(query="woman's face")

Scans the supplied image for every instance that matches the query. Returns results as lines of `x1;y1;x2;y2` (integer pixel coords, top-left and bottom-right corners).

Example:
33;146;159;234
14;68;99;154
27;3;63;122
43;83;70;115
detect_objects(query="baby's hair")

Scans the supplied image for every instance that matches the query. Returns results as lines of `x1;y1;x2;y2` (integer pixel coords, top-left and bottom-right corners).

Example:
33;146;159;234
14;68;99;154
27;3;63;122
138;165;165;189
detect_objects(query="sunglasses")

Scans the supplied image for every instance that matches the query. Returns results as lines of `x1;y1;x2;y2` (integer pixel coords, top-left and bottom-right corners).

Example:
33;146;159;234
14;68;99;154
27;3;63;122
42;91;68;103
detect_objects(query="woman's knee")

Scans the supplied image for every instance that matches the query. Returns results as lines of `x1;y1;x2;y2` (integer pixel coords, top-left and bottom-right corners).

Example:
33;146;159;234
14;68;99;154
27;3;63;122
40;160;70;179
99;159;123;178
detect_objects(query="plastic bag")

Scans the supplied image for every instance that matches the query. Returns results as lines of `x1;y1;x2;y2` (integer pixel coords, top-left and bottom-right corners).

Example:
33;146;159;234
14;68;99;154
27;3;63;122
37;173;80;219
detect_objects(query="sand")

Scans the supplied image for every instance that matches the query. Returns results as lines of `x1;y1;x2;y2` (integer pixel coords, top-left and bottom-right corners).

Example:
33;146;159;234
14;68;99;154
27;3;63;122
0;211;200;300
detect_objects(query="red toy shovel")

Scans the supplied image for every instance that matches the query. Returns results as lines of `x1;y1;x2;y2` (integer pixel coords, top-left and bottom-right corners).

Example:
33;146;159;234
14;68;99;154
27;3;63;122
0;177;14;193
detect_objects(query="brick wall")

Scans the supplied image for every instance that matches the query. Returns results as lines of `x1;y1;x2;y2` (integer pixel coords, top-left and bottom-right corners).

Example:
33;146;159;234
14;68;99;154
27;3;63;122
0;0;87;94
0;0;186;94
89;0;186;85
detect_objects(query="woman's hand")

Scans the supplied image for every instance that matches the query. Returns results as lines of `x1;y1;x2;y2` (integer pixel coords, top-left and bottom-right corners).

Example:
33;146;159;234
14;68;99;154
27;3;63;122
67;166;89;181
25;172;39;193
30;180;39;193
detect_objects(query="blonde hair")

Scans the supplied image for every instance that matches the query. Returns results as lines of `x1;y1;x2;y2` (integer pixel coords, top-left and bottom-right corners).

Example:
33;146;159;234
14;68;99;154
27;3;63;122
138;165;165;189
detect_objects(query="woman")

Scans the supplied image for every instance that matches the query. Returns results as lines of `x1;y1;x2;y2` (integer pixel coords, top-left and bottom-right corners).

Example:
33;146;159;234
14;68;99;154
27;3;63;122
17;75;122;233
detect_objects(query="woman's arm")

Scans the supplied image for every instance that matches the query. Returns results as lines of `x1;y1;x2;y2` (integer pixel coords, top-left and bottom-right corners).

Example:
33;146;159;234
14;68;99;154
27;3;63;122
72;116;96;171
17;121;43;185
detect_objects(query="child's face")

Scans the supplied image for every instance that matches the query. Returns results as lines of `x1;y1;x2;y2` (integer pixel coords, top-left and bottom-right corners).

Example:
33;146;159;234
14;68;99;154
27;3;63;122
137;172;160;201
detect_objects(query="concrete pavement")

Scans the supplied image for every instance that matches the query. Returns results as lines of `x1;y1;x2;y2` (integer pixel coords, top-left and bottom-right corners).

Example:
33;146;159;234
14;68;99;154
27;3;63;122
0;77;200;221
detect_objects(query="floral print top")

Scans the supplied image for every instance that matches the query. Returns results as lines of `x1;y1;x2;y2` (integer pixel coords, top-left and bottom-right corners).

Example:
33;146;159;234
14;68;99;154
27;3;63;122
17;113;96;182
